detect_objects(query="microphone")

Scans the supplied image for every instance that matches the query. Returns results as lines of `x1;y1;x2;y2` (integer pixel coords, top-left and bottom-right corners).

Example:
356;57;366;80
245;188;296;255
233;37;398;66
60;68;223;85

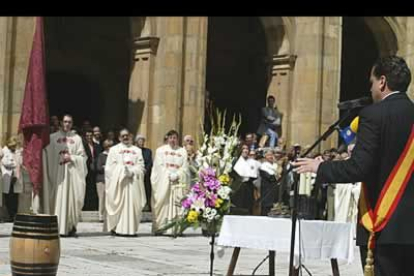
337;96;373;110
338;116;359;145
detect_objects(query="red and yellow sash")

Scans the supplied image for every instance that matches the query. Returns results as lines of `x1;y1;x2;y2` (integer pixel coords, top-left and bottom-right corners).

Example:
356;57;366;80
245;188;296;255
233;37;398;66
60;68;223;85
359;125;414;276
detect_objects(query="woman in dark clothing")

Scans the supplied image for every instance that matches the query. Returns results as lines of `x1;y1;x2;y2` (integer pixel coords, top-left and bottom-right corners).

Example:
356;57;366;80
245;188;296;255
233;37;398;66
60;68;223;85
230;145;256;215
259;149;278;216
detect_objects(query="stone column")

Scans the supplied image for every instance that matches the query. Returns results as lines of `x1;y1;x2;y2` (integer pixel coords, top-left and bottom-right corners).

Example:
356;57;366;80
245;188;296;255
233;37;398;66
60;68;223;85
290;17;341;151
128;36;159;141
0;17;36;218
267;54;297;145
9;17;35;137
180;17;208;143
319;17;342;150
0;17;13;145
149;17;186;150
290;17;324;148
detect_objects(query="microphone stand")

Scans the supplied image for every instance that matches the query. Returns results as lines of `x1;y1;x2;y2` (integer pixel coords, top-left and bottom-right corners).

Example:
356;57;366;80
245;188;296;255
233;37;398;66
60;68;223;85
287;109;356;276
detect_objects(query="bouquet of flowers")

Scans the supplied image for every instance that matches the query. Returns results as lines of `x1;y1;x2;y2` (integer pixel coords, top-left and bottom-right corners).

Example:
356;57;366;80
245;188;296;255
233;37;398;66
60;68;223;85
181;167;232;234
161;109;241;236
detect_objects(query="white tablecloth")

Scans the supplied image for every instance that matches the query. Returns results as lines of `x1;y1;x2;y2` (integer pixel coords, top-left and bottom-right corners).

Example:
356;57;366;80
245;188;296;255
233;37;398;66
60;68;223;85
217;215;354;266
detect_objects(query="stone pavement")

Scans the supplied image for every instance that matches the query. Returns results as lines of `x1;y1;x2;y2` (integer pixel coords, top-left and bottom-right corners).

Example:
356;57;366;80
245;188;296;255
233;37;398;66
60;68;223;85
0;222;363;276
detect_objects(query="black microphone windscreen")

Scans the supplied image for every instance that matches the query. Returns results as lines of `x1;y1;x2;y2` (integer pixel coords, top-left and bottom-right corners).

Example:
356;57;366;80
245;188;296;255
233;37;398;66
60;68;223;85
337;96;373;110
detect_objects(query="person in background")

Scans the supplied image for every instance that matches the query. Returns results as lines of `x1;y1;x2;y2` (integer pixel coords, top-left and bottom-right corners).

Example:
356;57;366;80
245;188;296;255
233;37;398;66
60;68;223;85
106;129;119;145
95;139;113;222
105;128;146;236
43;114;87;237
259;149;278;216
151;130;189;235
257;95;283;148
135;134;153;212
1;137;23;222
93;126;104;147
182;135;195;147
82;128;101;211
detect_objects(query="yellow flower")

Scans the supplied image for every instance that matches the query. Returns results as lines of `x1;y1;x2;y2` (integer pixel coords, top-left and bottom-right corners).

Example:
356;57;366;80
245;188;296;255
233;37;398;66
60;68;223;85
219;174;230;185
187;210;199;223
215;198;224;208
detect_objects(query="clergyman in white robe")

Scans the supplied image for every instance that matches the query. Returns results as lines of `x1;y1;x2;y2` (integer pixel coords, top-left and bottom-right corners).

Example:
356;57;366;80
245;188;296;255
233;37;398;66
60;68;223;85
334;182;361;223
42;130;87;236
151;144;189;234
104;141;146;236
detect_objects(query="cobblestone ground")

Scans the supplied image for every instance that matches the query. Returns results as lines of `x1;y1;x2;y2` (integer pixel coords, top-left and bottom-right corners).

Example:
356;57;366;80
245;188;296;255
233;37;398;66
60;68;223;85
0;222;363;276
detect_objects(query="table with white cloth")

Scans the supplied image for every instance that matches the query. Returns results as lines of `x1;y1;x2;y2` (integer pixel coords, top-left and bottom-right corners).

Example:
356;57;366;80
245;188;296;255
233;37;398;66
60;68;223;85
217;215;354;276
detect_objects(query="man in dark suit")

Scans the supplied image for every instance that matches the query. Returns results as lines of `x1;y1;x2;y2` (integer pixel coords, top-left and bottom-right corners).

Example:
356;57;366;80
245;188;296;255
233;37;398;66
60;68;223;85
83;128;102;211
294;56;414;276
135;134;153;211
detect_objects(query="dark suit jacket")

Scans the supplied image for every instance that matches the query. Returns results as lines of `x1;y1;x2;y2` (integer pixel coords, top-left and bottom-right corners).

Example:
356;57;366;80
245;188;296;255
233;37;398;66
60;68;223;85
83;140;102;173
316;93;414;246
140;147;152;172
95;152;108;183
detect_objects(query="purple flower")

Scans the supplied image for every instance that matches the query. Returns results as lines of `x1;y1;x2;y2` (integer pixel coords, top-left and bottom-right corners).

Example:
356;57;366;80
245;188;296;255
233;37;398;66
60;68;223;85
192;183;206;196
182;198;193;209
199;168;216;181
205;193;218;208
204;178;220;191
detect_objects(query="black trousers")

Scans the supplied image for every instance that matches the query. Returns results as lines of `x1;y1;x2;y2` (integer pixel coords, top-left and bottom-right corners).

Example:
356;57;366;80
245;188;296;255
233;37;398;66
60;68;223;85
144;171;152;210
5;180;19;220
360;244;414;276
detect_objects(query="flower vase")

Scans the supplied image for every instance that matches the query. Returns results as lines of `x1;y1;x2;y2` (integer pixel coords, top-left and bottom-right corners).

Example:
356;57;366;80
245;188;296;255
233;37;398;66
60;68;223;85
201;221;220;237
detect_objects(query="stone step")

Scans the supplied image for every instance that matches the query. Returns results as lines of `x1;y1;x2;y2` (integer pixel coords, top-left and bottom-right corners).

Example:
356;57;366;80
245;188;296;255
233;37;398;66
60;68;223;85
80;211;153;222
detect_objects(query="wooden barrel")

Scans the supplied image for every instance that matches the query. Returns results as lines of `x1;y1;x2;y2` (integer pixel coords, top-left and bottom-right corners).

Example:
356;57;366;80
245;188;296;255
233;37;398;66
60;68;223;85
10;214;60;276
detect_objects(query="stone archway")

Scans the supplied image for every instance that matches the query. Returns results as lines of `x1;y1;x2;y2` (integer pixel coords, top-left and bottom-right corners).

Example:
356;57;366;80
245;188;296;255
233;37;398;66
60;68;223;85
44;17;132;131
204;17;296;139
364;17;399;56
205;17;269;136
340;17;399;103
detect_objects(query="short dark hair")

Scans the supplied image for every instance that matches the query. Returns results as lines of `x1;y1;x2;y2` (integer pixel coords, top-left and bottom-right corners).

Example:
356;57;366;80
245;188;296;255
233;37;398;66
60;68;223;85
62;114;73;121
119;128;130;135
84;128;93;135
372;56;412;92
267;95;275;101
166;129;179;138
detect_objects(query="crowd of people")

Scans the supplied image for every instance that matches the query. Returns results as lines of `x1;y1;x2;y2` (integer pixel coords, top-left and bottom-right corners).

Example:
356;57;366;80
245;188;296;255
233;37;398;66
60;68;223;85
0;110;359;237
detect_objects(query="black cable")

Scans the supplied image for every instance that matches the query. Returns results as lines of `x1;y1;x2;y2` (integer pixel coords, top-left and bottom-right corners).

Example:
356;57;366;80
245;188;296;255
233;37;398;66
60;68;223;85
251;254;269;275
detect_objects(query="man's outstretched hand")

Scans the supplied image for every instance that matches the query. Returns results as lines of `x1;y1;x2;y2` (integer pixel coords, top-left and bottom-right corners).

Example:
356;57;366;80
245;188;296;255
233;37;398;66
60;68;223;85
292;156;324;174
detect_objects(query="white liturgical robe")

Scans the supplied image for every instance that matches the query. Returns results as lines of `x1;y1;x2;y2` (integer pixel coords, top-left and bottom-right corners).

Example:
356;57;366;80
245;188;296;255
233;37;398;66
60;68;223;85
151;144;189;234
42;130;87;235
104;143;146;235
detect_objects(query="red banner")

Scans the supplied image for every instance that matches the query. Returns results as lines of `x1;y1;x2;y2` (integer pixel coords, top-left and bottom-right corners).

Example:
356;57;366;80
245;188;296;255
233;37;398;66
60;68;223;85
18;17;50;195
